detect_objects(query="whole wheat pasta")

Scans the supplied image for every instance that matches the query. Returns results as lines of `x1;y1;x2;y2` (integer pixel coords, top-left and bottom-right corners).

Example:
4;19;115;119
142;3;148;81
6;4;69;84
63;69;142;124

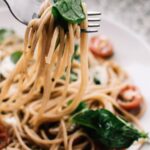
0;0;147;150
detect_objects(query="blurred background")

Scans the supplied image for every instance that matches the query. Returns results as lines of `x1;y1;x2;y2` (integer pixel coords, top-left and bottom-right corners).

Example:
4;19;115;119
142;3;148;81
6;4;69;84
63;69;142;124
0;0;150;43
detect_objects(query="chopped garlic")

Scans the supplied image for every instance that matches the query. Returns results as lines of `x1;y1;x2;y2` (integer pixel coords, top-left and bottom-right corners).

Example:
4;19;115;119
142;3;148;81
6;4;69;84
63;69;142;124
0;56;15;78
2;115;17;127
90;66;108;85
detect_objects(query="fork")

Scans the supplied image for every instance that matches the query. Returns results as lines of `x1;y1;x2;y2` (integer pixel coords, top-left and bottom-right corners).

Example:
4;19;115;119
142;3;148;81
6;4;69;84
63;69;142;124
3;0;101;33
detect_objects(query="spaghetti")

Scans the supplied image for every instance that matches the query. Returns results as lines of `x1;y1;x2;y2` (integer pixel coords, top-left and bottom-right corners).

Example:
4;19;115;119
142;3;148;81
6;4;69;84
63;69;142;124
0;0;147;150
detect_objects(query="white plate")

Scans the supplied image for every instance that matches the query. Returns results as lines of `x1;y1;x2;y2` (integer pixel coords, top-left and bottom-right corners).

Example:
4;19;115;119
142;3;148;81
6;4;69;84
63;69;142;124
100;17;150;129
0;8;150;149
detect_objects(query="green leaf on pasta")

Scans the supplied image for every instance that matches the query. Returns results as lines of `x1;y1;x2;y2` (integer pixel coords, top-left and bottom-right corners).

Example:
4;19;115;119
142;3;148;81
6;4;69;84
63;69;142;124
52;0;86;24
11;51;23;64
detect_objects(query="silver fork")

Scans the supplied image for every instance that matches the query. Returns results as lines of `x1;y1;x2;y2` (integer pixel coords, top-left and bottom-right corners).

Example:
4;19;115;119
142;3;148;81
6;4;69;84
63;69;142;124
3;0;101;33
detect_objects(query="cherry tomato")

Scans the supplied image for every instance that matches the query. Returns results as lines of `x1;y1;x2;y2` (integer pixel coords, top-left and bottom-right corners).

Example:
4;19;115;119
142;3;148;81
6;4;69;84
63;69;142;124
0;121;9;149
89;35;114;59
117;85;143;110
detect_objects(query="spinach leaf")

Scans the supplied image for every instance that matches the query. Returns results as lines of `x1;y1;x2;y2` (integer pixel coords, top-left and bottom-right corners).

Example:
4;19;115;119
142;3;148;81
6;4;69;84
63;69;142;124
68;100;87;115
73;101;87;114
93;77;101;85
72;109;148;149
11;51;23;64
67;99;73;105
61;71;78;82
53;0;58;3
70;71;78;81
61;74;66;80
72;44;80;62
52;0;86;24
0;29;14;43
74;44;79;52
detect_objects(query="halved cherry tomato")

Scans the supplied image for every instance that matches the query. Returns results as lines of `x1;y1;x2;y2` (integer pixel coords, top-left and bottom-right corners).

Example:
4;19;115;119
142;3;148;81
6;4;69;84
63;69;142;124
89;35;114;59
117;85;143;110
0;121;9;149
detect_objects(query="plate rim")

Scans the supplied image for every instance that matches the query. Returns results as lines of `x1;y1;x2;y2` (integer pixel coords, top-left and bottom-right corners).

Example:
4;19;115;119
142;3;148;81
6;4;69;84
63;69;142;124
101;15;150;55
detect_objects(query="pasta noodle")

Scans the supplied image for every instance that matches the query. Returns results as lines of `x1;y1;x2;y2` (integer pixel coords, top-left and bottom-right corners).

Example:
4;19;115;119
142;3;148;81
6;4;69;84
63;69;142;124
0;0;146;150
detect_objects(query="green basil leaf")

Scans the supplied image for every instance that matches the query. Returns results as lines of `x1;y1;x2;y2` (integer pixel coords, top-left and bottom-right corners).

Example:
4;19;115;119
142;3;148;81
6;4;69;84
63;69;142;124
61;71;78;82
53;0;57;3
67;99;73;106
74;44;79;52
70;71;77;82
93;77;101;85
67;100;87;115
53;0;62;3
52;0;86;24
72;44;80;62
11;51;23;64
72;109;148;149
0;29;14;43
73;101;87;114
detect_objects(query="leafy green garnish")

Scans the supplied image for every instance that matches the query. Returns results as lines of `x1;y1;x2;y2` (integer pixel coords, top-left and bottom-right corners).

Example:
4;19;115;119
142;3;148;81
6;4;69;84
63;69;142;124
73;101;87;114
67;100;87;115
72;44;80;62
61;71;78;82
61;74;66;80
11;51;22;64
70;71;78;81
67;99;73;106
52;0;86;24
93;77;101;85
72;109;148;149
53;0;58;3
0;29;14;43
74;44;79;51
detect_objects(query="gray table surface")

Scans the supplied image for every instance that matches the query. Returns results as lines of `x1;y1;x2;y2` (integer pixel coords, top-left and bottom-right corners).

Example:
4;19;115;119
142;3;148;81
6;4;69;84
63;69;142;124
0;0;150;43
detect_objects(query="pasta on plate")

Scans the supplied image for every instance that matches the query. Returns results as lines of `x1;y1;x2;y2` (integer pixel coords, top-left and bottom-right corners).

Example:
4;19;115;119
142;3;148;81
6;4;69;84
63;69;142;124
0;0;148;150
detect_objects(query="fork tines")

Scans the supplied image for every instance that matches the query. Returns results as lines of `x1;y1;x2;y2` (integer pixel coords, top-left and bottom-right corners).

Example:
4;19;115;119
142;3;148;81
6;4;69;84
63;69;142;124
88;12;101;16
83;11;101;33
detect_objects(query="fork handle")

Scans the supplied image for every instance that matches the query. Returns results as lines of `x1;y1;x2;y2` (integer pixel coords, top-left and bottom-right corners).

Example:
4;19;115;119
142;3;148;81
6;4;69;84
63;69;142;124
3;0;43;25
3;0;25;24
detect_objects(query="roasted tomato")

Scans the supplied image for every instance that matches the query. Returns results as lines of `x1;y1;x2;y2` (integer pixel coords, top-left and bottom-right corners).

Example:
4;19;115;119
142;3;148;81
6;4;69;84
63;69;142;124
0;121;9;149
117;85;143;110
89;35;114;59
